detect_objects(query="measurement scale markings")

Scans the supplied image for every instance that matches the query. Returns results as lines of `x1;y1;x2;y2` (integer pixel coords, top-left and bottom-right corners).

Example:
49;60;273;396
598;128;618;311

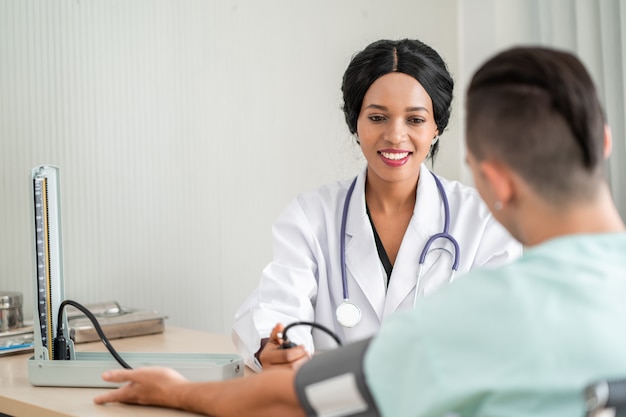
34;177;54;360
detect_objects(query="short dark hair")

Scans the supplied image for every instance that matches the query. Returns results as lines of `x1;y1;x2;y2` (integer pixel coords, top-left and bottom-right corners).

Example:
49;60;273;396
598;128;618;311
466;47;606;203
341;39;454;160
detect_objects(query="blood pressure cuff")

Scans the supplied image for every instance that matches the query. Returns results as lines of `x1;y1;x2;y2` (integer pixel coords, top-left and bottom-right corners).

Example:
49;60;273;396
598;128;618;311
294;337;381;417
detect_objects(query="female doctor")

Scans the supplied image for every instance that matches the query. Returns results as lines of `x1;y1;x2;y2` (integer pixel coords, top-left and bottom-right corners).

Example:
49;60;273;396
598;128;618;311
232;38;522;372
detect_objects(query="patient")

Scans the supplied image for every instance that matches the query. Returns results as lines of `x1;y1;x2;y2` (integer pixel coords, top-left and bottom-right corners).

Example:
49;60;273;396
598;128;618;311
94;46;626;417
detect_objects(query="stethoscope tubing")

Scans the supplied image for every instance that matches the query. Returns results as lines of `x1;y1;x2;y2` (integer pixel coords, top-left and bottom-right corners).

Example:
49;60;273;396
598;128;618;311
340;178;358;301
419;232;460;270
424;169;460;271
338;171;460;326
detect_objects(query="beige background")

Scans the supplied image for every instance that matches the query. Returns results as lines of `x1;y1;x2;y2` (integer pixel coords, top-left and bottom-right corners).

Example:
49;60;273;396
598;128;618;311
1;0;623;335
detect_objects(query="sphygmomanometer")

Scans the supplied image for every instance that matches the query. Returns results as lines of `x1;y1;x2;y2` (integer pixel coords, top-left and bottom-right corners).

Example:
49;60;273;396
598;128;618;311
282;322;381;417
28;165;243;387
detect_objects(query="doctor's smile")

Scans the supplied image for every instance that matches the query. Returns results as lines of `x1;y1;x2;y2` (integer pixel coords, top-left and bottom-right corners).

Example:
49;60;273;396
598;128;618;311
378;149;411;166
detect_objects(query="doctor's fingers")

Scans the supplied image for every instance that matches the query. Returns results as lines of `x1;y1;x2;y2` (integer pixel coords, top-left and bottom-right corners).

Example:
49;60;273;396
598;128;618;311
261;345;310;367
263;354;311;371
269;323;287;344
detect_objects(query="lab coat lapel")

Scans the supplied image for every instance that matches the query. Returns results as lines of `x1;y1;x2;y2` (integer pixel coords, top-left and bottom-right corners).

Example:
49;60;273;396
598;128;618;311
344;170;386;322
383;165;443;318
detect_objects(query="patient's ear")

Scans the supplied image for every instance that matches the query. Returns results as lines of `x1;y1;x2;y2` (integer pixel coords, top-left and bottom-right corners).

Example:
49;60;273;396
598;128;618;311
480;160;515;209
604;125;613;159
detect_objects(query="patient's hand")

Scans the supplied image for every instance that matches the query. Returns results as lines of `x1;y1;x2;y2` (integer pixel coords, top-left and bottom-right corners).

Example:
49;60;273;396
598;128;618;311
94;367;188;408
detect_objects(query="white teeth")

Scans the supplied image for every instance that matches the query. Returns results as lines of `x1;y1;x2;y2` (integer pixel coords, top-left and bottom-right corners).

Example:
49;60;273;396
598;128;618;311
380;151;409;160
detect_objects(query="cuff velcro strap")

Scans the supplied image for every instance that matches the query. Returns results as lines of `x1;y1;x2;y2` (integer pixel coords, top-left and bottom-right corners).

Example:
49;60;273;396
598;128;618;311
294;338;380;417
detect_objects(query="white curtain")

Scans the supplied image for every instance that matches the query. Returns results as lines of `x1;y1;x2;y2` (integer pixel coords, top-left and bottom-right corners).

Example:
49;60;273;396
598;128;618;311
536;0;626;219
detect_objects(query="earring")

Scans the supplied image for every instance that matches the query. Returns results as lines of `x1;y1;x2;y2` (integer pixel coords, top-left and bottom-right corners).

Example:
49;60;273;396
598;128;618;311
494;201;503;211
426;136;439;159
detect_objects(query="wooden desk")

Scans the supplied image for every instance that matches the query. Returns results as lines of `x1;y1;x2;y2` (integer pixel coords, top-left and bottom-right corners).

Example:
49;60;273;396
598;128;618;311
0;327;244;417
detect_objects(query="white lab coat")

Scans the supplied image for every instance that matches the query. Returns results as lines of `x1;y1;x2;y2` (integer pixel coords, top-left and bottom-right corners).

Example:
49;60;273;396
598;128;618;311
232;164;522;371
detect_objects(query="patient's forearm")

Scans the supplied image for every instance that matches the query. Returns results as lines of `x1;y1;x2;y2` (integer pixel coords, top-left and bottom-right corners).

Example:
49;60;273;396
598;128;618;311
173;369;305;417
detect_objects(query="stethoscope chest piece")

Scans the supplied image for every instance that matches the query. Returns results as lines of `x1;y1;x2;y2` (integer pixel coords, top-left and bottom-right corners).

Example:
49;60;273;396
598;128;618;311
336;300;361;328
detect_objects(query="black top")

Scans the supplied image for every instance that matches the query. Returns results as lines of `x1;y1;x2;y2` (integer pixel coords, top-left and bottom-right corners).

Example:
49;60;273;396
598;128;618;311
366;205;393;286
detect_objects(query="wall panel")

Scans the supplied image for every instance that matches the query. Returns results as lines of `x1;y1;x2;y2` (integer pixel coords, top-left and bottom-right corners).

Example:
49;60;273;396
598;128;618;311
0;0;460;334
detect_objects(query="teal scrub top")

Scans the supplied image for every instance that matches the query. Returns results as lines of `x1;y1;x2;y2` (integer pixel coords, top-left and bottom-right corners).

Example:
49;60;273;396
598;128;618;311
365;233;626;417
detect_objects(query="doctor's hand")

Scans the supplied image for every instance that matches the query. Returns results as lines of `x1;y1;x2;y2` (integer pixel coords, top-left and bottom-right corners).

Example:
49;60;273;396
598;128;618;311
259;323;310;371
94;367;188;408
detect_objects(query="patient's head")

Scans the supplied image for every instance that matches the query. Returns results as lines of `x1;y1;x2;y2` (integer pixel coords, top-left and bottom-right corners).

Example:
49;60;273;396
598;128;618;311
465;47;606;206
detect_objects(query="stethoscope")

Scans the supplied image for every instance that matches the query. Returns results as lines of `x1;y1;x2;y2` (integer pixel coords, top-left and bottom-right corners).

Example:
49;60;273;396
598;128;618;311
336;171;460;328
